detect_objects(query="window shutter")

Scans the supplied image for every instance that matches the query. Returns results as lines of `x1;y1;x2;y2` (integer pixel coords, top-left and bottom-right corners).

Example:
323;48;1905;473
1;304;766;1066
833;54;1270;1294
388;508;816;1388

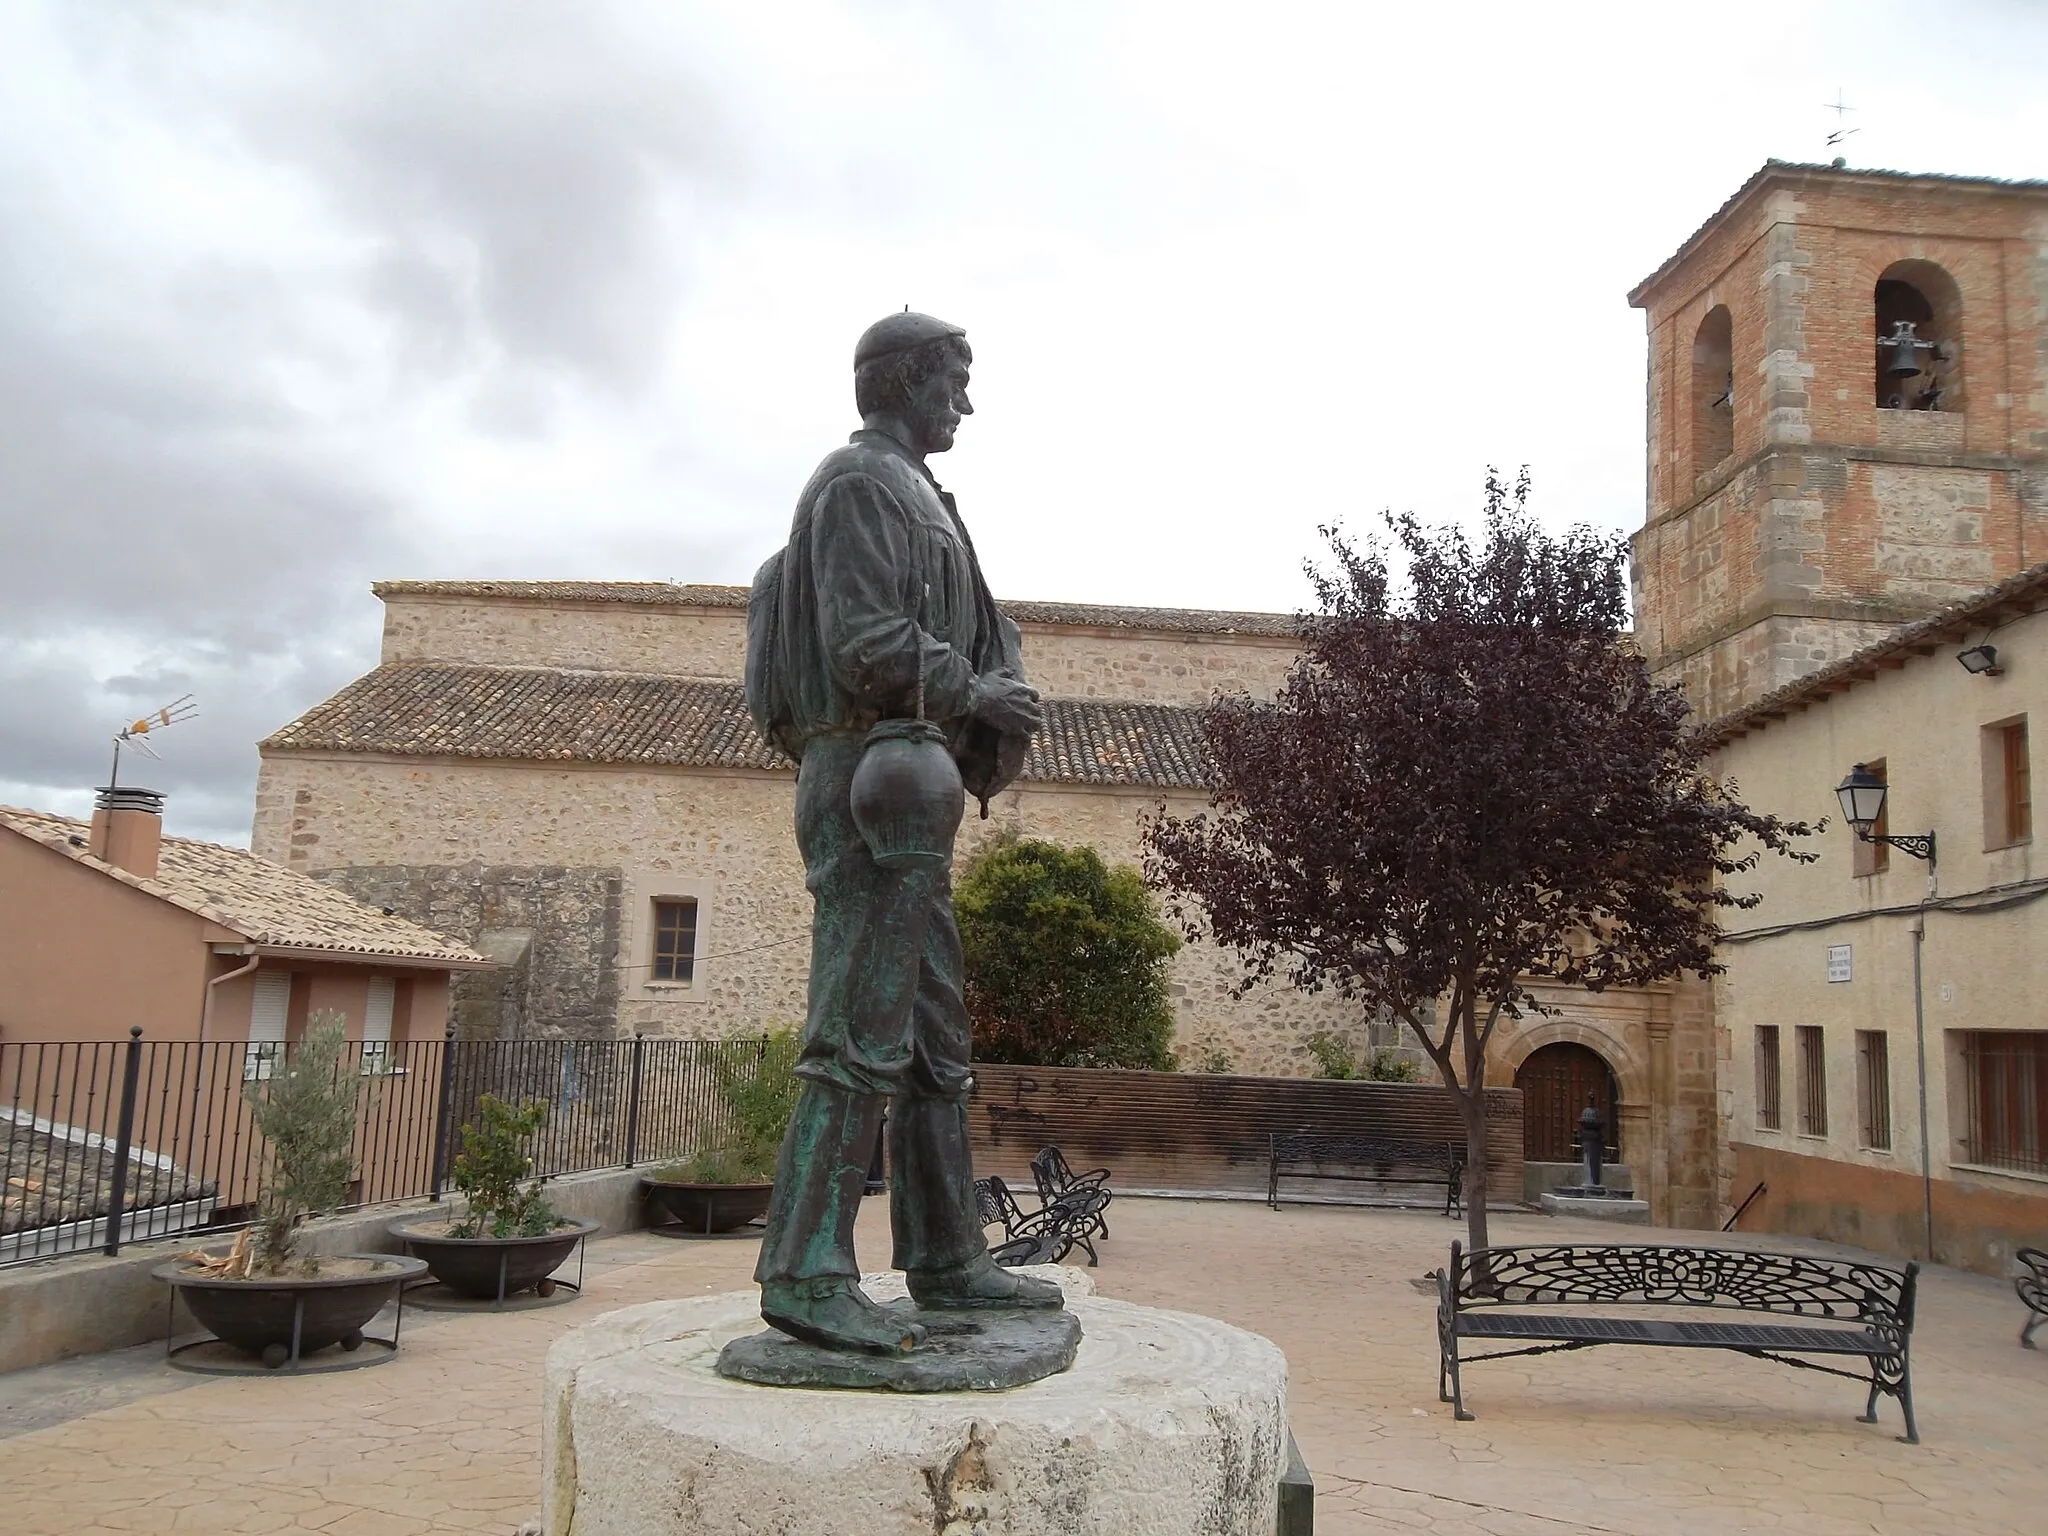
364;978;395;1045
249;972;290;1044
245;971;290;1082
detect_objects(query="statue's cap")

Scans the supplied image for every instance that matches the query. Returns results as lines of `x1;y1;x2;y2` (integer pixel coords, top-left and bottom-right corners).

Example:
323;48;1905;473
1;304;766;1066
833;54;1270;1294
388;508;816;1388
854;311;965;369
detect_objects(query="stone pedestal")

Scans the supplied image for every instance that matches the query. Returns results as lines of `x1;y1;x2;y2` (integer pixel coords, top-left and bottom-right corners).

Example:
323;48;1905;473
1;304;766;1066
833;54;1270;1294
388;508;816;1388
1539;1190;1652;1225
543;1268;1290;1536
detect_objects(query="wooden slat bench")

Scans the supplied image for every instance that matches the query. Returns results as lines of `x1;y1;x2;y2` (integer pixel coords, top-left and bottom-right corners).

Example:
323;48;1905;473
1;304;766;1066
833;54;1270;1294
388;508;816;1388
1437;1241;1920;1443
1268;1132;1463;1216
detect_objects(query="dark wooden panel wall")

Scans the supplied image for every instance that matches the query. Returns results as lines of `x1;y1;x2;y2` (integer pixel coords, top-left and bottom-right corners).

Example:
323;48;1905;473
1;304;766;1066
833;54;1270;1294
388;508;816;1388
967;1064;1524;1204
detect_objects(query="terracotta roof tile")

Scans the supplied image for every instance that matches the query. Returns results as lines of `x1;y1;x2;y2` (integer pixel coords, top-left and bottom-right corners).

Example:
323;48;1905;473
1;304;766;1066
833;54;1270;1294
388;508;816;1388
372;580;1298;639
0;808;489;968
263;665;1215;791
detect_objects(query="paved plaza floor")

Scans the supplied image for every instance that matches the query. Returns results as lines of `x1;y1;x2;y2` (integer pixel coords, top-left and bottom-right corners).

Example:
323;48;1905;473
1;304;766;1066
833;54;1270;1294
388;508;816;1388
1;1195;2042;1535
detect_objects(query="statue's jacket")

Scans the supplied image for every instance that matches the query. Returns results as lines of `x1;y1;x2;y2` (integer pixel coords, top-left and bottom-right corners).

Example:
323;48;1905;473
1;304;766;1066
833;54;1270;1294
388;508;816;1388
747;428;1029;810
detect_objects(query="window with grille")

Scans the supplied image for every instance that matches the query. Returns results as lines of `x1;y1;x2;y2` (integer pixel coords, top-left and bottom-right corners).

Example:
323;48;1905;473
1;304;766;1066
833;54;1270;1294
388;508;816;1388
1756;1026;1782;1131
1853;757;1890;877
652;898;699;983
1796;1025;1828;1137
1856;1030;1892;1150
1962;1031;2048;1176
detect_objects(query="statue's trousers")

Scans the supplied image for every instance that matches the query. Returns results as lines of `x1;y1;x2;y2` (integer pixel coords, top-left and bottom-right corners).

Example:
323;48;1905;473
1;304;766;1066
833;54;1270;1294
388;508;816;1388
754;732;986;1286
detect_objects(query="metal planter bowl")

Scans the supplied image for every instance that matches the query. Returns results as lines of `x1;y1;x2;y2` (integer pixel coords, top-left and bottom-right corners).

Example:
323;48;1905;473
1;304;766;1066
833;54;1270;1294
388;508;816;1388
155;1252;426;1364
388;1215;600;1299
642;1179;773;1234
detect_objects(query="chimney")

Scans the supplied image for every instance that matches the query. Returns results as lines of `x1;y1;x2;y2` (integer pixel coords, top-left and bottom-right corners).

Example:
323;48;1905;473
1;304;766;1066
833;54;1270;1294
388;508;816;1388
89;785;165;881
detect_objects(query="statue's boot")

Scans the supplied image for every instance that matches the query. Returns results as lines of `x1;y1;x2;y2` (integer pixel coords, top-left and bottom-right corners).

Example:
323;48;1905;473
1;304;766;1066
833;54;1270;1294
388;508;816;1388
892;1093;1064;1311
756;1079;926;1354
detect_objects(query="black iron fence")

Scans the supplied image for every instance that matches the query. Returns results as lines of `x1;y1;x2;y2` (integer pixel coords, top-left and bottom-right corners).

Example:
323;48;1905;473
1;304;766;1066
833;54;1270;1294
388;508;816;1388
0;1030;772;1268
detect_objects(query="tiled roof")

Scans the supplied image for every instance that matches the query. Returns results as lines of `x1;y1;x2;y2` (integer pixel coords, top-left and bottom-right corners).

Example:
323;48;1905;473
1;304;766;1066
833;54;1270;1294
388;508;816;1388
2;1117;213;1239
0;808;491;967
373;580;1298;639
262;664;1216;791
1696;560;2048;749
1630;159;2048;306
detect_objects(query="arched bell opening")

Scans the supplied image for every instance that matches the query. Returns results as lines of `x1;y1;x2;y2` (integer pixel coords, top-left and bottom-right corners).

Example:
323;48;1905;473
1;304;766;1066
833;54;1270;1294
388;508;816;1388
1874;260;1963;412
1690;304;1734;477
1514;1041;1620;1164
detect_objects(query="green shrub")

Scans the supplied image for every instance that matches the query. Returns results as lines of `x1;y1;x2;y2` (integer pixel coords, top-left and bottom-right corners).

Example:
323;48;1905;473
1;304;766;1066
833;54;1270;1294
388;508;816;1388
448;1095;561;1239
657;1030;801;1184
958;834;1180;1071
1363;1047;1421;1083
1304;1030;1359;1080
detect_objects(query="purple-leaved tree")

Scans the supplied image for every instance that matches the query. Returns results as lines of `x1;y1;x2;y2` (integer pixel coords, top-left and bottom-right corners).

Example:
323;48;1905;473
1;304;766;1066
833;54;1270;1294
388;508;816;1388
1144;472;1817;1257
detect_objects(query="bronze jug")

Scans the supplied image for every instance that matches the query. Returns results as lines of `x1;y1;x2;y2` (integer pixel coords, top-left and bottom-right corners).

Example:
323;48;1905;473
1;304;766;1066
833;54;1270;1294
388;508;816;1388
849;718;964;870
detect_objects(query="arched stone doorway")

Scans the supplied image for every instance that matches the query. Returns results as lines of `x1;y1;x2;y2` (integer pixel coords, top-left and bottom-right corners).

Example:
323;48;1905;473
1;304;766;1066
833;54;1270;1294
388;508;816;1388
1515;1042;1620;1163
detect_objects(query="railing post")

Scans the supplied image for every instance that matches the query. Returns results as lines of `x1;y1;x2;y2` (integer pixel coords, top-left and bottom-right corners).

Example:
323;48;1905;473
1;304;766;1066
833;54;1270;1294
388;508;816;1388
102;1027;144;1257
429;1021;458;1201
622;1034;646;1168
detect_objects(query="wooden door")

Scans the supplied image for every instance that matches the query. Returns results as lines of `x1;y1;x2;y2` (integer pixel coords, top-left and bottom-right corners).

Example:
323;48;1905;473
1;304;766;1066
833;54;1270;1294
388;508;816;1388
1514;1042;1618;1162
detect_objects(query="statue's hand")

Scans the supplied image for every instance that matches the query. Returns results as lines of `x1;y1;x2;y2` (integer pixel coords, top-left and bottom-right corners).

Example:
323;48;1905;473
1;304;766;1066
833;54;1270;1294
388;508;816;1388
970;673;1043;736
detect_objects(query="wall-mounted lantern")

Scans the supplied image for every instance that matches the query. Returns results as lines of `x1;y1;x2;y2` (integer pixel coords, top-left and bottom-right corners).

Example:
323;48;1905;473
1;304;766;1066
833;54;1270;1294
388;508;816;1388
1835;763;1936;865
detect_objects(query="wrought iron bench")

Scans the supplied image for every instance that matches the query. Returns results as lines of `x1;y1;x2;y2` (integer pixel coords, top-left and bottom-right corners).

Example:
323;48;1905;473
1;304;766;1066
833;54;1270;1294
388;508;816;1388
974;1174;1101;1267
2015;1247;2048;1348
1268;1132;1463;1216
1437;1241;1920;1443
1030;1145;1111;1245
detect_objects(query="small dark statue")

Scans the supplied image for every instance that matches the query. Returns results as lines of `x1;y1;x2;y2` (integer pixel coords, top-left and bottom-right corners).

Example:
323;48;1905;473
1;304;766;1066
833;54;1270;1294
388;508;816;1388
731;313;1062;1361
1576;1095;1606;1190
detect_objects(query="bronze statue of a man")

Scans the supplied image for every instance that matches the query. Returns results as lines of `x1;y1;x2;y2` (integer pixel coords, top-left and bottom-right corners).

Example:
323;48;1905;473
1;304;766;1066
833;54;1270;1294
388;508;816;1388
741;312;1061;1353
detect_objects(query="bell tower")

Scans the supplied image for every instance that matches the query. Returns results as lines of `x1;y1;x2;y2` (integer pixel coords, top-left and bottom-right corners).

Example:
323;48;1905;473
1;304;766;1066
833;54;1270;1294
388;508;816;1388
1628;160;2048;719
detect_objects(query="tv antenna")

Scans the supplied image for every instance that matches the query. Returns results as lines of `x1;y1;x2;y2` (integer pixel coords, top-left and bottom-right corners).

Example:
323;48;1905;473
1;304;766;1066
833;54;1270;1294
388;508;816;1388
108;695;198;791
1823;89;1860;153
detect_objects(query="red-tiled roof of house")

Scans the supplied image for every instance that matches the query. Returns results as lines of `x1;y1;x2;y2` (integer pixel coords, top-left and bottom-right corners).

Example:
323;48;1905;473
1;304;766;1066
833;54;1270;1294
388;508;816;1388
372;580;1300;639
262;664;1217;791
1695;560;2048;749
0;807;491;968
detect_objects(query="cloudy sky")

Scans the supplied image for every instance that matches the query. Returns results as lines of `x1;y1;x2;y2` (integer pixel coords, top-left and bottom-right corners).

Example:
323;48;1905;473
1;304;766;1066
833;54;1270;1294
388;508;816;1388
3;1;2044;846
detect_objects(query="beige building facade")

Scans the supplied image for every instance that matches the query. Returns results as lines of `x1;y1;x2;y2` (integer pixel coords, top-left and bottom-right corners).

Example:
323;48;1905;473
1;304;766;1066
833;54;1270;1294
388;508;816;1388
1703;565;2047;1273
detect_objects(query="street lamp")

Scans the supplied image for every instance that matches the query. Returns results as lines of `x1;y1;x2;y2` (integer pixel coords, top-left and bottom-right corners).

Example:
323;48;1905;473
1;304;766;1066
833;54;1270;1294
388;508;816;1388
1957;644;2003;676
1834;763;1935;864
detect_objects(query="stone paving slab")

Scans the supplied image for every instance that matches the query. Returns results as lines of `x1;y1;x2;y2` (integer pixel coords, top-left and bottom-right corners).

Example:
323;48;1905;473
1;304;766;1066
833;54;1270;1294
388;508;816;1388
1;1199;2044;1534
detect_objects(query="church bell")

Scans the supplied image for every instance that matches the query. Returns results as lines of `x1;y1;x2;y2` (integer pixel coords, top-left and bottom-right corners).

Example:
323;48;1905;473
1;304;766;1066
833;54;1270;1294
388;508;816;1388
1880;320;1926;379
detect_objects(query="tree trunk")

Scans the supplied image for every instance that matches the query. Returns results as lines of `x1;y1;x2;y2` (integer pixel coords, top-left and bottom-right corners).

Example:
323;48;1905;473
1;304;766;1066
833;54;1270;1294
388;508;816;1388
1459;1085;1491;1259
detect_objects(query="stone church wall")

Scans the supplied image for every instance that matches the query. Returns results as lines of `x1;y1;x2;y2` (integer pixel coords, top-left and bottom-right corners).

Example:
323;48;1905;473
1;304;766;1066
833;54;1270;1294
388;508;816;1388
379;593;752;678
373;587;1301;707
253;751;1357;1074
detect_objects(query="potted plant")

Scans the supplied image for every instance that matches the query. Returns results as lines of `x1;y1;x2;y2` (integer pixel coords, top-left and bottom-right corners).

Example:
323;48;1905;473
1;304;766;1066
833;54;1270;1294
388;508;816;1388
155;1014;427;1368
643;1030;800;1234
388;1094;598;1301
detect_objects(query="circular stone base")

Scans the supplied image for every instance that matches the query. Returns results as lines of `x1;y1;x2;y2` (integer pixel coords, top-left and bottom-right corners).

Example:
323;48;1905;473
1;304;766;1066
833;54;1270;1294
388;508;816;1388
543;1267;1288;1536
717;1301;1082;1391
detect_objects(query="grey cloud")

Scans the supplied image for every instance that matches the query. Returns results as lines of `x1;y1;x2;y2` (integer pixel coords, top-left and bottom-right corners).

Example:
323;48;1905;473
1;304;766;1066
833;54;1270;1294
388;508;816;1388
0;2;757;843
